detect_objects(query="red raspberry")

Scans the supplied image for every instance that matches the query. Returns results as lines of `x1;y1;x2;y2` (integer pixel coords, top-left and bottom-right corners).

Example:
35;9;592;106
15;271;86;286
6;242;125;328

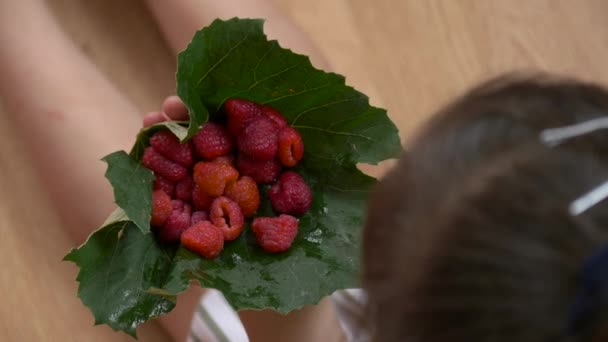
190;211;209;225
237;116;279;161
193;122;235;159
192;183;214;211
193;161;239;197
210;197;245;241
252;215;299;253
261;105;288;129
224;98;263;136
277;127;304;167
149;130;193;167
224;176;260;217
181;221;224;259
212;155;235;166
172;199;185;210
156;201;191;244
236;154;281;184
269;171;313;216
153;175;175;197
151;190;172;227
143;147;188;182
175;175;194;202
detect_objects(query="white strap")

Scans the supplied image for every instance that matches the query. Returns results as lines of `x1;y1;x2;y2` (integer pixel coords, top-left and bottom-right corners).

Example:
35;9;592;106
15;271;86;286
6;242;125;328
540;116;608;146
540;117;608;215
570;180;608;215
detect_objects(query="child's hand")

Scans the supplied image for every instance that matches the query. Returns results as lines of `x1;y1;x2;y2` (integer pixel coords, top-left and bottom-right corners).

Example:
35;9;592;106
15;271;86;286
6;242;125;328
143;95;189;127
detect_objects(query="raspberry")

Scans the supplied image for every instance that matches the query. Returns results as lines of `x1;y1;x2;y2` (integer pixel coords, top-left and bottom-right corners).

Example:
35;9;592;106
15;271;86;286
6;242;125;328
210;197;245;241
212;155;235;166
252;215;298;253
225;176;260;217
236;154;281;184
277;127;304;167
192;183;214;211
143;147;188;182
225;98;263;136
149;130;193;167
237;116;279;161
150;189;172;227
193;122;235;159
193;161;239;197
181;221;224;259
156;201;191;244
191;211;209;225
261;105;288;129
172;199;185;210
269;171;313;215
153;175;175;197
175;175;194;202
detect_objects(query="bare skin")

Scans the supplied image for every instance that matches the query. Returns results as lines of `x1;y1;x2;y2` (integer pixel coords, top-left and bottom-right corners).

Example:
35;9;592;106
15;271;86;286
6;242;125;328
0;0;341;341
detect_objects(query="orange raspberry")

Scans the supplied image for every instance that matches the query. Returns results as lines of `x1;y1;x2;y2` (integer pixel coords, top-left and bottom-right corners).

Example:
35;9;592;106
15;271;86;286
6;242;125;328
192;183;214;211
277;127;304;167
210;196;245;241
193;161;239;197
224;176;260;217
181;221;224;259
150;189;172;227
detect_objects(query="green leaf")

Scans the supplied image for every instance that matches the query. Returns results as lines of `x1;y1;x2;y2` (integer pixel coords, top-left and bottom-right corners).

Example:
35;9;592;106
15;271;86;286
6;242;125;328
102;151;155;233
64;221;176;337
177;18;401;163
66;18;401;335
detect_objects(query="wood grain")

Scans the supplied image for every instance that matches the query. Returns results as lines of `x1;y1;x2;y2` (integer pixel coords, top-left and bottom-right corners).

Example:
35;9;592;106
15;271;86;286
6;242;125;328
2;0;608;340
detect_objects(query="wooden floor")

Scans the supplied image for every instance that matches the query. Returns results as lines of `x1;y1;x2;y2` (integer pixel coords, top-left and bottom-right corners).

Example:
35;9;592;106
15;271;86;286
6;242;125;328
2;0;608;340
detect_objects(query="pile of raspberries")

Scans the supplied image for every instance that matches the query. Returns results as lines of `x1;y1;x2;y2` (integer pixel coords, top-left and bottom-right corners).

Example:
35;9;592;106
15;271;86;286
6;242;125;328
142;99;312;259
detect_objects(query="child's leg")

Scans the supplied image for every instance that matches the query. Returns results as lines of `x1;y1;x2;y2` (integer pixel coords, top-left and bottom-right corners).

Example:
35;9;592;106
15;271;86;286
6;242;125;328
145;0;329;69
0;2;202;341
0;0;140;244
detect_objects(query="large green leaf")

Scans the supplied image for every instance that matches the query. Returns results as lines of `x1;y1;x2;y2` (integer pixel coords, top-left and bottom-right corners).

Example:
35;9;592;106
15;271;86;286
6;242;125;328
66;18;401;335
102;151;155;233
64;221;176;337
177;18;400;164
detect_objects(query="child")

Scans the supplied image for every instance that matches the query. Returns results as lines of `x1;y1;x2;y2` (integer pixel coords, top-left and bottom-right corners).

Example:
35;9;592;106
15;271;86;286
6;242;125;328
364;75;608;341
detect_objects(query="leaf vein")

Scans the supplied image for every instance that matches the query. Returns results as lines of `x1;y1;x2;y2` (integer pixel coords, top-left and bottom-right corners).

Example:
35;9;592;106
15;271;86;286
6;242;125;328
196;33;251;86
252;45;276;82
248;60;304;91
291;97;363;125
261;84;333;105
292;125;373;141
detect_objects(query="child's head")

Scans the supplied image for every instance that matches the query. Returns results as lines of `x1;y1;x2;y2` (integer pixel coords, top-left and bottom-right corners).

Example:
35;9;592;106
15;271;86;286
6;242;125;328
363;75;608;341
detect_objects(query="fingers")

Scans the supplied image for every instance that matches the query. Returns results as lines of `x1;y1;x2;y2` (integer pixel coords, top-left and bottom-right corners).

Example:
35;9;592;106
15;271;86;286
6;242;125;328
142;96;188;128
162;95;189;121
143;111;171;127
